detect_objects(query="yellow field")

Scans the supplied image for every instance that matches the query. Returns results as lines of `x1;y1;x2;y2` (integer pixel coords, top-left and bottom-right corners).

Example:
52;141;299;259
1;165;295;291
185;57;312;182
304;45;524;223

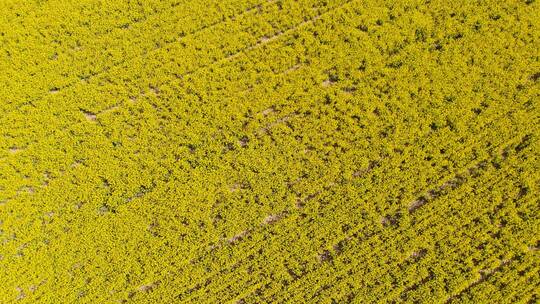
0;0;538;303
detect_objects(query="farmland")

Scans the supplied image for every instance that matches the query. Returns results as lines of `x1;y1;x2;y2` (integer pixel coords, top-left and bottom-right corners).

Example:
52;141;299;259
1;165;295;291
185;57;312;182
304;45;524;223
0;0;538;303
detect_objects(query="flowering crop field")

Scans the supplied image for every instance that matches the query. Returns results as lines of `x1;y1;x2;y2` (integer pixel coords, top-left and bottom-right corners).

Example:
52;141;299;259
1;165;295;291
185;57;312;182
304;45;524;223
0;0;539;303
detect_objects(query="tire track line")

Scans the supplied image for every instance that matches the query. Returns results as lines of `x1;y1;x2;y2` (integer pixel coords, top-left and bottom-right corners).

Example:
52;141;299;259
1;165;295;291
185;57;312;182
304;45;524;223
0;0;344;166
294;170;529;304
301;141;540;303
0;0;352;203
3;0;275;112
165;115;532;302
248;135;535;303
